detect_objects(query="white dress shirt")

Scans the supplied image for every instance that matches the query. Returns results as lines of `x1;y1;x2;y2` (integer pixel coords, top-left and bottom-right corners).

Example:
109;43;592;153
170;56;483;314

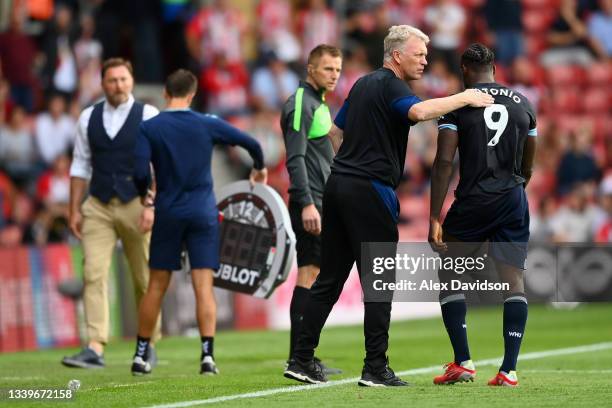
70;94;159;180
35;113;76;165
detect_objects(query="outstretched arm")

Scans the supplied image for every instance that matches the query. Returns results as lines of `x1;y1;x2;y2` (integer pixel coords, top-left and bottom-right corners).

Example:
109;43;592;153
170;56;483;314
210;116;267;187
408;89;494;123
211;117;265;171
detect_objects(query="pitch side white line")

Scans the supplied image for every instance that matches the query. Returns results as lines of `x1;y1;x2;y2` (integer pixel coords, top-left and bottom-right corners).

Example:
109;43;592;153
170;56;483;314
144;342;612;408
525;369;612;374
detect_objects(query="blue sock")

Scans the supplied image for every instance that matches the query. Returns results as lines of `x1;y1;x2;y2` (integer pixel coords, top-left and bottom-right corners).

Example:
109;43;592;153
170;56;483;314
440;294;470;363
500;294;528;372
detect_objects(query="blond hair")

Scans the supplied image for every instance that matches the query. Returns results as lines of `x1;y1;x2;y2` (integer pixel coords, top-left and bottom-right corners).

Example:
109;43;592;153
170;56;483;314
383;25;430;62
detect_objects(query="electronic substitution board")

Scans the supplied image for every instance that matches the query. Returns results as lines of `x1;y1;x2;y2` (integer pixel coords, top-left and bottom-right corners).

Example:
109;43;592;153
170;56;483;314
214;181;295;298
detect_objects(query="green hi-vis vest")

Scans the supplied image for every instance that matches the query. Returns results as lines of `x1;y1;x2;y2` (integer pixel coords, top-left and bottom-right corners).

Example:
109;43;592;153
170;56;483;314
292;87;332;139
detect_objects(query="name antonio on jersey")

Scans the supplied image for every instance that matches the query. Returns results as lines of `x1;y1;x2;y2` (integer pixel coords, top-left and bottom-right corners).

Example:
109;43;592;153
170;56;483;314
476;87;522;104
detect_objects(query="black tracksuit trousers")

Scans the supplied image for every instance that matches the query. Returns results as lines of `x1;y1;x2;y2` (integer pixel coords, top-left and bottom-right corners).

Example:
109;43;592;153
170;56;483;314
292;173;398;370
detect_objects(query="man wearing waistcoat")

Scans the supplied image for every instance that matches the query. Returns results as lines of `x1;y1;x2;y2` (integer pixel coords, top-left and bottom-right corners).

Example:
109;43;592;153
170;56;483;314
61;58;162;368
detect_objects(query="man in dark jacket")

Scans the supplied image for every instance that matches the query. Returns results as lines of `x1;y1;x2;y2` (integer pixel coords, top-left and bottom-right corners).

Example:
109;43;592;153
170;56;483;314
280;44;342;375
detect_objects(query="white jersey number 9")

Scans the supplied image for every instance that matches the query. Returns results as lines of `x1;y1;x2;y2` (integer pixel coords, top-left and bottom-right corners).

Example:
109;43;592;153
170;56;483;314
484;104;509;147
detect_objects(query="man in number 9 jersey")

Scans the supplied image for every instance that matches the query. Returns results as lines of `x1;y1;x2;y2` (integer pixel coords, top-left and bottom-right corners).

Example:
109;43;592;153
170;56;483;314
429;43;537;387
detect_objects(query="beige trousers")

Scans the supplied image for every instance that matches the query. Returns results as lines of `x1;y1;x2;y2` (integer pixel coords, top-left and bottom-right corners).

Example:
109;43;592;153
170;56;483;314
81;196;161;344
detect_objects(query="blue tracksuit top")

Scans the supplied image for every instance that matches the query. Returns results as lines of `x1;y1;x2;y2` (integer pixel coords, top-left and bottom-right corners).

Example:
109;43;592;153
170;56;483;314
134;109;264;216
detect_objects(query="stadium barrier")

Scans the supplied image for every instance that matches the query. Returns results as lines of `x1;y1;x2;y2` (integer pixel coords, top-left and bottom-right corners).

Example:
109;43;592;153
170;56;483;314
5;243;607;351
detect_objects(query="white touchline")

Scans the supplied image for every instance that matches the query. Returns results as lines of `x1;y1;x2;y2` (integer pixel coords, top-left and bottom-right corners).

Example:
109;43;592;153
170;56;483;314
525;369;612;374
144;342;612;408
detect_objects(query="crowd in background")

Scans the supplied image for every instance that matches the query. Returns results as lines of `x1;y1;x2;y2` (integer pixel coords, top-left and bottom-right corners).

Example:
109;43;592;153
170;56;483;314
0;0;610;247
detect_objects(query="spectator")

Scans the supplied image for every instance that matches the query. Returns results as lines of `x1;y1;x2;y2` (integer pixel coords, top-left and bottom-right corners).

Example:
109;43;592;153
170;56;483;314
327;46;370;110
124;0;164;83
34;94;75;166
0;78;14;125
603;137;612;171
37;152;70;209
228;113;285;197
0;11;38;111
527;121;563;198
541;0;595;66
295;0;339;62
91;0;122;60
587;0;612;59
550;182;606;242
509;56;542;109
345;2;390;70
186;0;247;67
200;52;249;118
424;0;466;74
256;0;301;63
422;59;461;98
0;0;607;249
388;0;425;27
41;5;79;99
160;0;192;75
484;0;524;65
530;195;558;242
251;51;299;111
0;219;23;246
0;169;15;227
9;191;41;245
74;13;103;106
68;98;82;122
557;128;601;196
238;110;284;170
0;105;38;186
36;152;71;244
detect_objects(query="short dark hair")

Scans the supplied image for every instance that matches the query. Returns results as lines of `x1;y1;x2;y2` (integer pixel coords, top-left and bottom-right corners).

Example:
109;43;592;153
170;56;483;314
461;43;495;72
165;69;198;98
101;58;133;79
307;44;342;66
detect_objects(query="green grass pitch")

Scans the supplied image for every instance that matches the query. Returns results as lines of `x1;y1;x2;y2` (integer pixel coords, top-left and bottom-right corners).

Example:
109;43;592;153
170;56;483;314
1;303;611;407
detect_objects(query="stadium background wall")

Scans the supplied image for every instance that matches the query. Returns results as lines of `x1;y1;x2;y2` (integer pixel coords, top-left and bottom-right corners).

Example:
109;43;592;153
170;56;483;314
2;243;612;352
0;243;439;352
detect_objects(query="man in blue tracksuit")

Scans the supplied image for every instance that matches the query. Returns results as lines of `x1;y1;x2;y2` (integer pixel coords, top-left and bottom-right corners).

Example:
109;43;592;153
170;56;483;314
130;69;267;376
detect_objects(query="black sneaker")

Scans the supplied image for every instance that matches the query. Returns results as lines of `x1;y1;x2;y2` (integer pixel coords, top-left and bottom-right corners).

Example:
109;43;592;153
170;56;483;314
358;364;409;387
61;348;105;369
200;356;219;375
313;357;343;376
284;359;327;384
131;356;152;376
